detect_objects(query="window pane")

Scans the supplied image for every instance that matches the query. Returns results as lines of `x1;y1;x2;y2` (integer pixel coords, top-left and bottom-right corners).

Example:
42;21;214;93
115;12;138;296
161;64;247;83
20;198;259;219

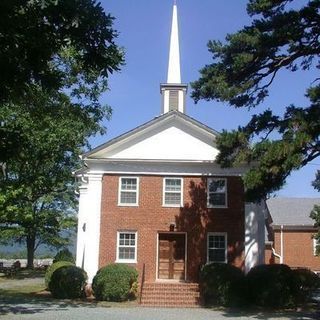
209;248;225;263
209;193;226;206
165;192;181;205
209;179;225;193
121;178;137;191
120;191;136;204
165;179;181;192
119;247;135;260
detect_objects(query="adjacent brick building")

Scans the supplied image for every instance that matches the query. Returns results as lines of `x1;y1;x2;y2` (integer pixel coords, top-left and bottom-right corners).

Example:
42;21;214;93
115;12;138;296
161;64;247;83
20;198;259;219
265;198;320;273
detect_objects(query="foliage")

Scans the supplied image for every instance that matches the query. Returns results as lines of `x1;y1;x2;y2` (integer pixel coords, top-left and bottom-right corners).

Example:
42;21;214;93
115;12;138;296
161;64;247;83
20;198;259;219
0;0;123;267
49;265;87;299
53;249;75;264
246;264;299;308
191;0;320;201
200;263;246;307
92;264;138;302
293;268;320;302
45;260;74;289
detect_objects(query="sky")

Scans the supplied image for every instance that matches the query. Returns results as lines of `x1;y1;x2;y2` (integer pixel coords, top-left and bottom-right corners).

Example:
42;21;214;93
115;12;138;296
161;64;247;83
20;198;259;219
93;0;319;198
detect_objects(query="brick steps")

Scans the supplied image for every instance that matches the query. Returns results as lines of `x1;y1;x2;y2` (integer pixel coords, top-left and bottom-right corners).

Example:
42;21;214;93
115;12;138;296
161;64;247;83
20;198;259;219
140;282;201;307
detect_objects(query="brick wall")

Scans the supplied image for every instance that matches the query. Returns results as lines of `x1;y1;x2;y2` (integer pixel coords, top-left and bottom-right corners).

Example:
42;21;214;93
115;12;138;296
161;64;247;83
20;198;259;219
98;175;245;282
273;230;320;271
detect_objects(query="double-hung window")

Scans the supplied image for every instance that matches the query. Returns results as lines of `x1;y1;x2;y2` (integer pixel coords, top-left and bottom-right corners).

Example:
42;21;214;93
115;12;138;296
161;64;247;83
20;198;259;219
313;238;319;256
207;232;227;263
118;177;139;206
163;178;183;207
116;231;137;263
207;178;227;208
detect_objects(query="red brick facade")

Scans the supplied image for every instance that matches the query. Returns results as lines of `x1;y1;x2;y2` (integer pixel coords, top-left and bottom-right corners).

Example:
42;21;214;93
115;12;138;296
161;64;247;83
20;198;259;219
273;229;320;271
98;175;245;282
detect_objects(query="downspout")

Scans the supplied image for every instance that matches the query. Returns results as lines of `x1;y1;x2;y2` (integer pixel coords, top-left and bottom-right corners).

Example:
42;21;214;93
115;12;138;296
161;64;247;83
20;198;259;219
280;225;284;264
270;225;284;263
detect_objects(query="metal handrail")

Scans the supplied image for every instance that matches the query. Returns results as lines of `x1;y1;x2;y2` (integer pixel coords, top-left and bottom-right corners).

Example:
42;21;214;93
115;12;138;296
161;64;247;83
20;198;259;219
139;263;146;304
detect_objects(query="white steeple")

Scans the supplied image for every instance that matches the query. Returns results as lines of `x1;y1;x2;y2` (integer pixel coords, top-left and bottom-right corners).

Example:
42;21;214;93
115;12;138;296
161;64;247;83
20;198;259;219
167;1;181;83
160;1;188;114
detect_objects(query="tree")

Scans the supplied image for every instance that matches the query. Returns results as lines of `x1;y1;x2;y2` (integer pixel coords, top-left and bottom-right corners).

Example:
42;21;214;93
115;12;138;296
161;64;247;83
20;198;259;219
191;0;320;201
0;0;123;267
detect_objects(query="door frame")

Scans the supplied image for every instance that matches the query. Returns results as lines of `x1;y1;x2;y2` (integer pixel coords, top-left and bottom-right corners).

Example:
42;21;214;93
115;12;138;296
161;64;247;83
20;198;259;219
156;231;187;281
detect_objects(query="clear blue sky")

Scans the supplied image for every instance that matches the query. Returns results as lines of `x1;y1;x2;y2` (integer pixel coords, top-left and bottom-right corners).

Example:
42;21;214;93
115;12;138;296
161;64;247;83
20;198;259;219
93;0;319;198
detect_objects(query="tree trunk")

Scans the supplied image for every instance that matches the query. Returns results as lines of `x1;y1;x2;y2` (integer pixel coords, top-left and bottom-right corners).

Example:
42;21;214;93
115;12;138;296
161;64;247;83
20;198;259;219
26;235;35;269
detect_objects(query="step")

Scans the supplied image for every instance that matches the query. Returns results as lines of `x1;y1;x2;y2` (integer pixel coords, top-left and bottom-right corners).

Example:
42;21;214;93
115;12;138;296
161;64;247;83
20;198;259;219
140;282;201;307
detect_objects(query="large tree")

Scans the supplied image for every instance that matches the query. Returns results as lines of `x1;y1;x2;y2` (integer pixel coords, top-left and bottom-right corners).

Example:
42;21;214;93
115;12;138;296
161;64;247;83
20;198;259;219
191;0;320;201
0;0;123;267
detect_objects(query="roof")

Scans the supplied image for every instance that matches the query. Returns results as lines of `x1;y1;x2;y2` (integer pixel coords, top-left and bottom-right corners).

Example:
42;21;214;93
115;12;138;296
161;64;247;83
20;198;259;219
266;197;320;227
83;110;220;159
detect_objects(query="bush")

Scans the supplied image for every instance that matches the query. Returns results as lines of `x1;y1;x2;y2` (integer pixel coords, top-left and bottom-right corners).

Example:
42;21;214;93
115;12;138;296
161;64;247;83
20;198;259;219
200;263;246;307
45;260;74;289
92;264;138;302
246;264;299;308
53;249;75;264
49;265;87;299
293;268;320;302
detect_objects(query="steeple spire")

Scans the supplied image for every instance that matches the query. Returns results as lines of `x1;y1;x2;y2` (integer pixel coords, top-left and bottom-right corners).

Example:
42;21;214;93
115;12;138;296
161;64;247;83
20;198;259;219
160;1;188;114
167;1;181;83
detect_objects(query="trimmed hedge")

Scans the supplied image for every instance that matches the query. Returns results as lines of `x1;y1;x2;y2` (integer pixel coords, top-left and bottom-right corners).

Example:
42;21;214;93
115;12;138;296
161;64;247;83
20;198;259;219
53;249;75;264
200;263;246;307
246;264;298;308
49;265;87;299
92;264;138;301
45;260;74;289
293;268;320;302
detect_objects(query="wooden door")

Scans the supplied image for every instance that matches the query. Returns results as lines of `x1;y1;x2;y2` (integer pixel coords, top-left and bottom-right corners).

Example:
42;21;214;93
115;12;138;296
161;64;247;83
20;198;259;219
158;233;185;280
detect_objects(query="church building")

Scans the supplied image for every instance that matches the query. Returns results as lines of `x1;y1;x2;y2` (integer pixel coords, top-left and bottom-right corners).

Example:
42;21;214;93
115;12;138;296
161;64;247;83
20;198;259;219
75;2;266;307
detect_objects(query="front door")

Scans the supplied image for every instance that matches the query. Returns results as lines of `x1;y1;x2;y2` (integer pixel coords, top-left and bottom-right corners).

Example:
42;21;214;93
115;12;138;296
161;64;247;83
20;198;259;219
158;233;185;280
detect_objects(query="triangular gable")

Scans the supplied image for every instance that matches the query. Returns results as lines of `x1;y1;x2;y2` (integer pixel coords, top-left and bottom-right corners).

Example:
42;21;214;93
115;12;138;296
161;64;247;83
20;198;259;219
84;111;220;162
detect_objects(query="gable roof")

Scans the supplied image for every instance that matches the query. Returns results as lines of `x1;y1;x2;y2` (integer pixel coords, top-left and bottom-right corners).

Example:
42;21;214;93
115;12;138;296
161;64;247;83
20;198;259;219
266;197;320;226
83;110;220;161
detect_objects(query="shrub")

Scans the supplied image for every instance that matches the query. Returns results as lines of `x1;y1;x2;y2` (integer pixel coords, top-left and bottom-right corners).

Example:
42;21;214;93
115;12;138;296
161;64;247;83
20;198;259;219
45;260;74;289
49;265;87;299
246;264;298;308
53;249;75;264
92;264;138;302
293;268;320;302
200;263;246;307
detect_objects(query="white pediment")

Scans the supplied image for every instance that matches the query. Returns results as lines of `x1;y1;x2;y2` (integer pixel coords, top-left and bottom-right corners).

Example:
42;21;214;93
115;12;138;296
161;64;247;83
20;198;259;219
85;112;219;162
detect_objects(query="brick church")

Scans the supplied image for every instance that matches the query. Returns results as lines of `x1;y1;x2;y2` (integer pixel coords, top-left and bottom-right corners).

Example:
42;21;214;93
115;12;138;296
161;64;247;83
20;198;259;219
75;1;266;306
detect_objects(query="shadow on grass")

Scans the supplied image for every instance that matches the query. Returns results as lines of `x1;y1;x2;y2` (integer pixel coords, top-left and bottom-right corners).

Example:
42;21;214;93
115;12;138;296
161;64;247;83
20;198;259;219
0;288;108;316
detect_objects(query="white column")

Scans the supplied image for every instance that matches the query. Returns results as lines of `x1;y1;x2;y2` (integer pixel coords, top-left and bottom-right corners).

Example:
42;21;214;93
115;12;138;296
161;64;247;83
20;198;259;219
83;174;103;283
244;202;265;273
76;185;89;269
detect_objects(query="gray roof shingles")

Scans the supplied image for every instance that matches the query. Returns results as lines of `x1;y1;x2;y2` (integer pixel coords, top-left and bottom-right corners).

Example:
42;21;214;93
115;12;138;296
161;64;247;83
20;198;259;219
266;197;320;226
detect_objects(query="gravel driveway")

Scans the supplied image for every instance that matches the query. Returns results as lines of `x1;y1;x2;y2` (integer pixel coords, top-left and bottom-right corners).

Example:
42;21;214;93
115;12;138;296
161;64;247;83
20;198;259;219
1;302;319;320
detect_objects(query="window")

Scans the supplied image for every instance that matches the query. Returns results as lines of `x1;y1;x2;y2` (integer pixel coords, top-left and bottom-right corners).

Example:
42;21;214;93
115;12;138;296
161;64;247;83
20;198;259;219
313;238;319;256
207;233;227;263
207;178;227;207
118;177;139;206
116;231;137;263
163;178;183;207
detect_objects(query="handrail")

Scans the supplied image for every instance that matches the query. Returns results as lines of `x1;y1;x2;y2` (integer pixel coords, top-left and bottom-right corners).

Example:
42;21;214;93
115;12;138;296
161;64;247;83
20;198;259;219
139;263;145;304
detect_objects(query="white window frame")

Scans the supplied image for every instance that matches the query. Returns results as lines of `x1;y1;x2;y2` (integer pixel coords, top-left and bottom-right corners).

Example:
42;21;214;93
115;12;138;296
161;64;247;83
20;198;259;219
116;231;138;263
313;238;319;256
207;232;227;264
118;177;139;206
162;177;183;207
207;178;228;208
